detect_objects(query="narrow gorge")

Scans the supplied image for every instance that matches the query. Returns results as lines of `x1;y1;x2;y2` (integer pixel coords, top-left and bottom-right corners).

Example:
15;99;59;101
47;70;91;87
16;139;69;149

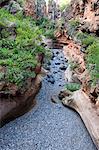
0;0;99;150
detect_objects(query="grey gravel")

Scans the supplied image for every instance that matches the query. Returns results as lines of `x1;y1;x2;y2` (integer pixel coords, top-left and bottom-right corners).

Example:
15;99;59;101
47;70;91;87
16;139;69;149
0;49;97;150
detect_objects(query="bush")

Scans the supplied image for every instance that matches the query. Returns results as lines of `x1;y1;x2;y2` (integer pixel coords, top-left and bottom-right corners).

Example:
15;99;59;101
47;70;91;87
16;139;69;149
67;19;80;37
0;8;47;88
69;61;78;70
86;41;99;85
76;32;97;47
36;17;56;39
65;83;81;92
76;31;99;85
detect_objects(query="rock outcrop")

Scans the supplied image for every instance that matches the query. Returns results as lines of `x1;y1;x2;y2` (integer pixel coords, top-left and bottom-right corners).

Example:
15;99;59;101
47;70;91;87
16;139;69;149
63;0;99;33
0;0;23;14
0;74;43;127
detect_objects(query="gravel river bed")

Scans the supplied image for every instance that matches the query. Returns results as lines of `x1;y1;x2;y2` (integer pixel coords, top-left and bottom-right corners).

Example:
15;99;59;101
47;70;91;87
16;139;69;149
0;49;96;150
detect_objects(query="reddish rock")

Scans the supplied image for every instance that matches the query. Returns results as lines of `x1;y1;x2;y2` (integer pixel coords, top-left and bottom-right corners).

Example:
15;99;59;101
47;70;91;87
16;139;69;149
0;75;42;127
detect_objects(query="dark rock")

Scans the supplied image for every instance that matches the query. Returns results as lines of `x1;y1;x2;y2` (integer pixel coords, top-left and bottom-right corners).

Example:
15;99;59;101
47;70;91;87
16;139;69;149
55;62;60;65
47;61;51;66
58;90;71;100
46;66;50;71
51;55;55;60
65;59;68;63
53;71;57;74
49;77;55;84
56;51;59;55
59;65;67;71
47;75;55;84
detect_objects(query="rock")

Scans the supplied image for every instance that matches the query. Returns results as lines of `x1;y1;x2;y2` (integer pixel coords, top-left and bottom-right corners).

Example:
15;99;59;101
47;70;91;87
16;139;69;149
65;59;68;63
51;95;59;103
56;51;59;55
0;0;9;5
47;75;55;84
53;71;57;74
64;0;99;33
47;61;51;66
58;90;72;100
55;62;60;65
46;66;50;71
7;21;16;28
0;19;16;39
7;83;18;96
59;65;67;70
51;55;55;60
3;0;23;14
0;81;5;91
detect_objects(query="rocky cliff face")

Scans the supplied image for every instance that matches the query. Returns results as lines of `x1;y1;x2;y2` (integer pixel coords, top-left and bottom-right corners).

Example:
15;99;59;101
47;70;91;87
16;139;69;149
24;0;61;20
63;0;99;34
0;0;61;21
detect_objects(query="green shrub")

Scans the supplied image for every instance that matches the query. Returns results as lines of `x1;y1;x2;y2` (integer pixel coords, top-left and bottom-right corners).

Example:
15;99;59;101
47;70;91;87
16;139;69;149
67;19;80;37
76;32;97;47
0;8;48;88
69;61;78;70
65;83;81;92
76;32;88;41
82;35;96;47
86;41;99;85
76;31;99;85
36;17;56;39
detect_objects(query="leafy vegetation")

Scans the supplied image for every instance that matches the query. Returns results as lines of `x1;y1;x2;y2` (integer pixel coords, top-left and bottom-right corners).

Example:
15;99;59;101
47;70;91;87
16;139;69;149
67;17;99;86
76;32;97;47
0;8;50;88
76;31;99;85
67;19;80;37
65;83;81;92
59;0;71;11
69;61;78;70
86;42;99;85
36;17;56;39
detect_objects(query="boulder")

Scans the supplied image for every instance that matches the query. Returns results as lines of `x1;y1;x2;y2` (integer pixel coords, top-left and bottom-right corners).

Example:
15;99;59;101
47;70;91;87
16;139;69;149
5;0;23;14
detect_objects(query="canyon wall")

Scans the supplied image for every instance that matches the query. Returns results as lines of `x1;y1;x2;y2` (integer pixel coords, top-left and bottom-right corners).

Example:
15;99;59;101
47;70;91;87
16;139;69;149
63;0;99;34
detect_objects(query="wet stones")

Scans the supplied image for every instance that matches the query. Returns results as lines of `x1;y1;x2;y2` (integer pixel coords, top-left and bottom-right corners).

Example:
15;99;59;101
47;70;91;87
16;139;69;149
45;49;68;86
55;62;60;65
47;74;55;84
45;66;50;71
59;65;67;71
56;51;59;55
53;71;57;74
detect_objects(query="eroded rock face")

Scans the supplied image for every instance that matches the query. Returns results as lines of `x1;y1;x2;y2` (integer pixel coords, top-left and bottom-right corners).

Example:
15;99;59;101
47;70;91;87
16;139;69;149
48;0;61;21
0;0;9;6
24;0;36;18
0;0;23;14
0;74;42;127
63;0;99;33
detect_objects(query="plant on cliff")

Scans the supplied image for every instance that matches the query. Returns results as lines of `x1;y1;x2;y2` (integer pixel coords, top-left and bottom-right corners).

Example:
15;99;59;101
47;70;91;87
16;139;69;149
36;17;56;39
67;19;80;37
86;41;99;85
76;32;97;47
76;31;99;85
65;83;81;92
0;8;48;91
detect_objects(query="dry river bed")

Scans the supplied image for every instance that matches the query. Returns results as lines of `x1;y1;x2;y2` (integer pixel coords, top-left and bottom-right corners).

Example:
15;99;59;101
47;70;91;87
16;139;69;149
0;49;97;150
